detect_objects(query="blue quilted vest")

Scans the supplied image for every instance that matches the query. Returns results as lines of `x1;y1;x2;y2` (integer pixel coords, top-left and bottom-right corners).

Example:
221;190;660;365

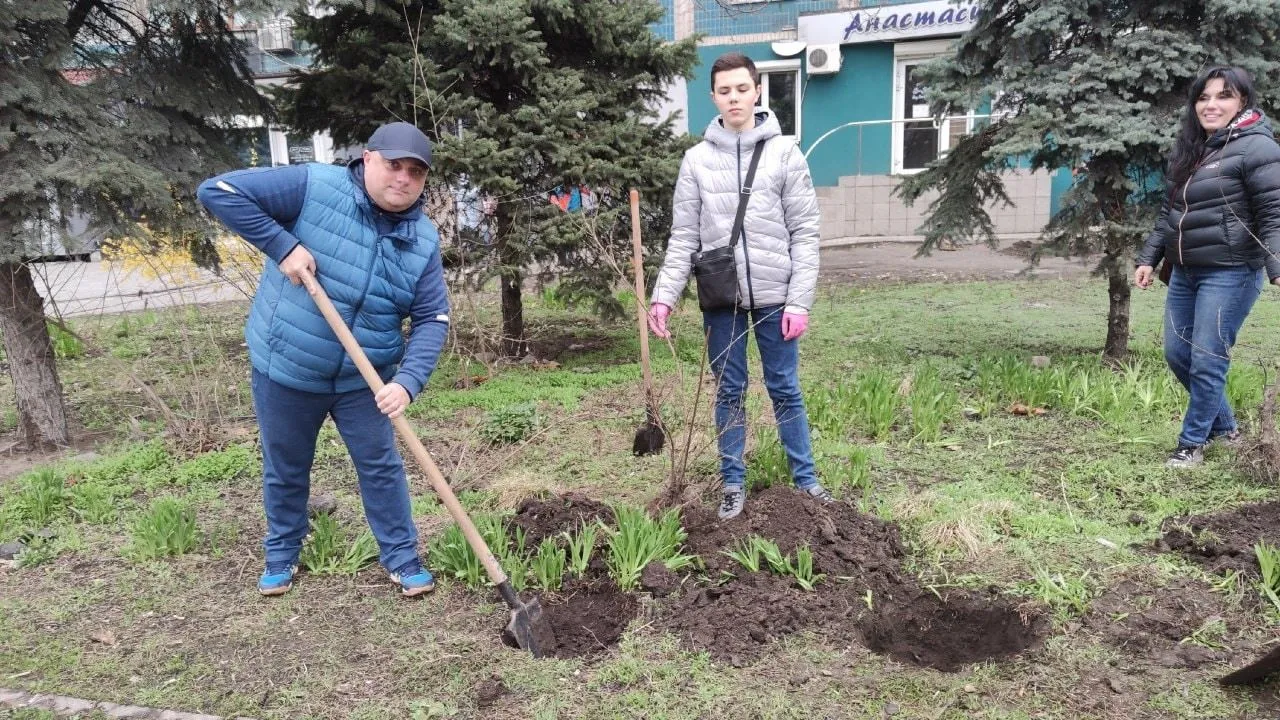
245;163;437;394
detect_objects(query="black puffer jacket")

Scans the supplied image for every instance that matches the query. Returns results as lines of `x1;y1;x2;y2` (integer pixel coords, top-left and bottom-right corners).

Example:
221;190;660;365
1137;110;1280;279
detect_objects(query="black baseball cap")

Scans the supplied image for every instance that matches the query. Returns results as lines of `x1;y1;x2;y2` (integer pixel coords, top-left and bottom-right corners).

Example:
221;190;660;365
366;122;433;168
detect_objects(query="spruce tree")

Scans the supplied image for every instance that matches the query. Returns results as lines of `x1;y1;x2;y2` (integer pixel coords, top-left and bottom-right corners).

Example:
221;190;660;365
281;0;698;356
898;0;1280;359
0;0;269;447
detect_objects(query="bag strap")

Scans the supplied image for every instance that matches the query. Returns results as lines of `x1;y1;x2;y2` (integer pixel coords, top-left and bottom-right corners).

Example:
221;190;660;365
729;140;767;248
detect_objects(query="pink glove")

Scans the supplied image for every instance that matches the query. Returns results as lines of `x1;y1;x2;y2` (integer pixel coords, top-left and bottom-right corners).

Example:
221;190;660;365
781;312;809;341
648;303;672;339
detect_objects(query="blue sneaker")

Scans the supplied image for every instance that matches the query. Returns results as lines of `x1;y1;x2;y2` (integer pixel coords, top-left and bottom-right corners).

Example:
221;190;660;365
389;561;435;597
258;563;297;596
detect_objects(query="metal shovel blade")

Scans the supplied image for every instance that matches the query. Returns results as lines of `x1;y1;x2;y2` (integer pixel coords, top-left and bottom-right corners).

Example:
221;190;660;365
497;582;553;658
1221;645;1280;686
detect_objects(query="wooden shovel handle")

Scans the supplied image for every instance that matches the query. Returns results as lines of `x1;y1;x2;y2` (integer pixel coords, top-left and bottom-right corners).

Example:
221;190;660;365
299;270;509;587
629;189;654;402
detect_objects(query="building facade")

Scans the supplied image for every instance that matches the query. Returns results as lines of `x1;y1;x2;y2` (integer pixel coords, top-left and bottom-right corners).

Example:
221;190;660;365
230;16;336;168
653;0;1065;244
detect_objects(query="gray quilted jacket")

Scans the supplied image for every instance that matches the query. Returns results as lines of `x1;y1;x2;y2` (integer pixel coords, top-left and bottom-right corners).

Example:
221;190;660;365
651;109;821;314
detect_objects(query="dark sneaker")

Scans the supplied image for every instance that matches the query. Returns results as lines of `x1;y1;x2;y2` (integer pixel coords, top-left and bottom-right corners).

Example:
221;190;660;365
718;487;745;520
258;563;297;596
1166;445;1205;469
803;483;836;504
389;561;435;597
1209;429;1243;448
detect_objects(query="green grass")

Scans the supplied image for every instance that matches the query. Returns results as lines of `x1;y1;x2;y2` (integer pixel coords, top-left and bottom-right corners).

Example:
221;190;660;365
2;276;1278;719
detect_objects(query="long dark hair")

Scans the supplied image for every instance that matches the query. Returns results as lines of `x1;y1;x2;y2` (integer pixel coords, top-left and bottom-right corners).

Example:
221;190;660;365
1167;66;1257;192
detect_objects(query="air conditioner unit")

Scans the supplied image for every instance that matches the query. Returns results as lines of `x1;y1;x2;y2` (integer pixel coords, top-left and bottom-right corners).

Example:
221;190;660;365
806;44;842;75
257;23;294;52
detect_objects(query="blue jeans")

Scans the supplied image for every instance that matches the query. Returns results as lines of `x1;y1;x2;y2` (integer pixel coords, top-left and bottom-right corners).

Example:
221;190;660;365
1163;264;1263;447
704;305;818;490
251;369;420;574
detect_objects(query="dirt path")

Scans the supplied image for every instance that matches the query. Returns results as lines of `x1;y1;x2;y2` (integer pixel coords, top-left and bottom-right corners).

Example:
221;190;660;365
819;240;1096;284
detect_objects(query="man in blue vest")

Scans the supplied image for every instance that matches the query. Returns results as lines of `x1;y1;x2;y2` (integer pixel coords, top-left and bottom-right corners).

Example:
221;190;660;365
198;122;448;597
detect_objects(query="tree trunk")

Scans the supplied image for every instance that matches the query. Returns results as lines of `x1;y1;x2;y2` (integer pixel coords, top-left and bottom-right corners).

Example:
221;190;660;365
0;261;70;448
500;265;526;358
494;210;527;358
1103;253;1131;362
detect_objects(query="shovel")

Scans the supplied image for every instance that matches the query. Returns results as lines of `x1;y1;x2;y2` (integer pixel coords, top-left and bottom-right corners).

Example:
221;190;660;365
299;269;552;658
1221;644;1280;686
629;189;664;456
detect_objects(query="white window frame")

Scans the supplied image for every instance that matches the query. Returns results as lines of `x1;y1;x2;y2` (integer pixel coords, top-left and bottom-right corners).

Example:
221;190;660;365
755;59;802;145
892;39;973;174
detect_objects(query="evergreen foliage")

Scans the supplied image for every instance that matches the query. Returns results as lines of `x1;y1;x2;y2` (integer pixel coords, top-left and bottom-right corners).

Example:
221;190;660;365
0;0;270;445
281;0;699;355
898;0;1280;358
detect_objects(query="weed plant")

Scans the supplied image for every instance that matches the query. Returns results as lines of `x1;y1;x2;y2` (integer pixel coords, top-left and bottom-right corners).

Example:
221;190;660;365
721;535;824;590
851;370;898;440
68;483;117;524
130;496;198;560
48;322;84;359
1016;568;1094;621
16;469;66;526
746;432;788;491
1254;542;1280;616
602;506;696;591
480;403;540;445
909;366;957;443
172;444;258;486
531;538;567;591
564;521;597;578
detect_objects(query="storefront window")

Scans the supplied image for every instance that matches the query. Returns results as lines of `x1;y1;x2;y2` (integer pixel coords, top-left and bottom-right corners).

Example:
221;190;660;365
893;40;973;173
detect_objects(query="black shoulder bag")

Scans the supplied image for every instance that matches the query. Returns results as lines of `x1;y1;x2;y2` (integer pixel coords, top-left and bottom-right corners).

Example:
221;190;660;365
690;140;766;311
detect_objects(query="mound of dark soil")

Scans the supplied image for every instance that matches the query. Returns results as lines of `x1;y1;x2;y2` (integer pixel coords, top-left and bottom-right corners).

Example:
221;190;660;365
511;493;615;548
1160;501;1280;576
680;486;906;580
501;487;1046;671
664;487;1046;670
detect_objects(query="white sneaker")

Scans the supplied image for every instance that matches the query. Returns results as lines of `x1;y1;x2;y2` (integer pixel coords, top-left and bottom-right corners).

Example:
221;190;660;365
718;488;745;520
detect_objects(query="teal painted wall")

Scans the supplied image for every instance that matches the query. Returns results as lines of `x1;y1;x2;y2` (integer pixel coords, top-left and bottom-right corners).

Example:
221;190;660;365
688;43;895;187
802;44;895;185
688;43;776;136
676;5;1069;214
1050;168;1073;217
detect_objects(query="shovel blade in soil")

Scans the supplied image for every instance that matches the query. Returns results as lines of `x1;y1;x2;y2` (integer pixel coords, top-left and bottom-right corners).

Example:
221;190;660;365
1221;645;1280;685
498;588;555;658
632;423;665;456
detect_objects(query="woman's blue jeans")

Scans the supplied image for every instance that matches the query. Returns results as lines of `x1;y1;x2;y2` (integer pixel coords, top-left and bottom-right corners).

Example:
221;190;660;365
703;305;818;490
1163;264;1263;447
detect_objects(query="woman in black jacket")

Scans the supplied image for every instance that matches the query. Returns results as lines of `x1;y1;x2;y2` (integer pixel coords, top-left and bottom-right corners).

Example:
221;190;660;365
1135;65;1280;468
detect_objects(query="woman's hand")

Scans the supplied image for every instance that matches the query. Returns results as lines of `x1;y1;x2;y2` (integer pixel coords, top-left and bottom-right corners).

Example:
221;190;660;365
1134;265;1155;289
1272;276;1280;287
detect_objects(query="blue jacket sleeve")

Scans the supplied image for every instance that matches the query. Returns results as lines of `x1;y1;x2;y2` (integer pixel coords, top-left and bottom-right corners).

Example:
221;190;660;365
391;248;450;400
197;165;310;264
